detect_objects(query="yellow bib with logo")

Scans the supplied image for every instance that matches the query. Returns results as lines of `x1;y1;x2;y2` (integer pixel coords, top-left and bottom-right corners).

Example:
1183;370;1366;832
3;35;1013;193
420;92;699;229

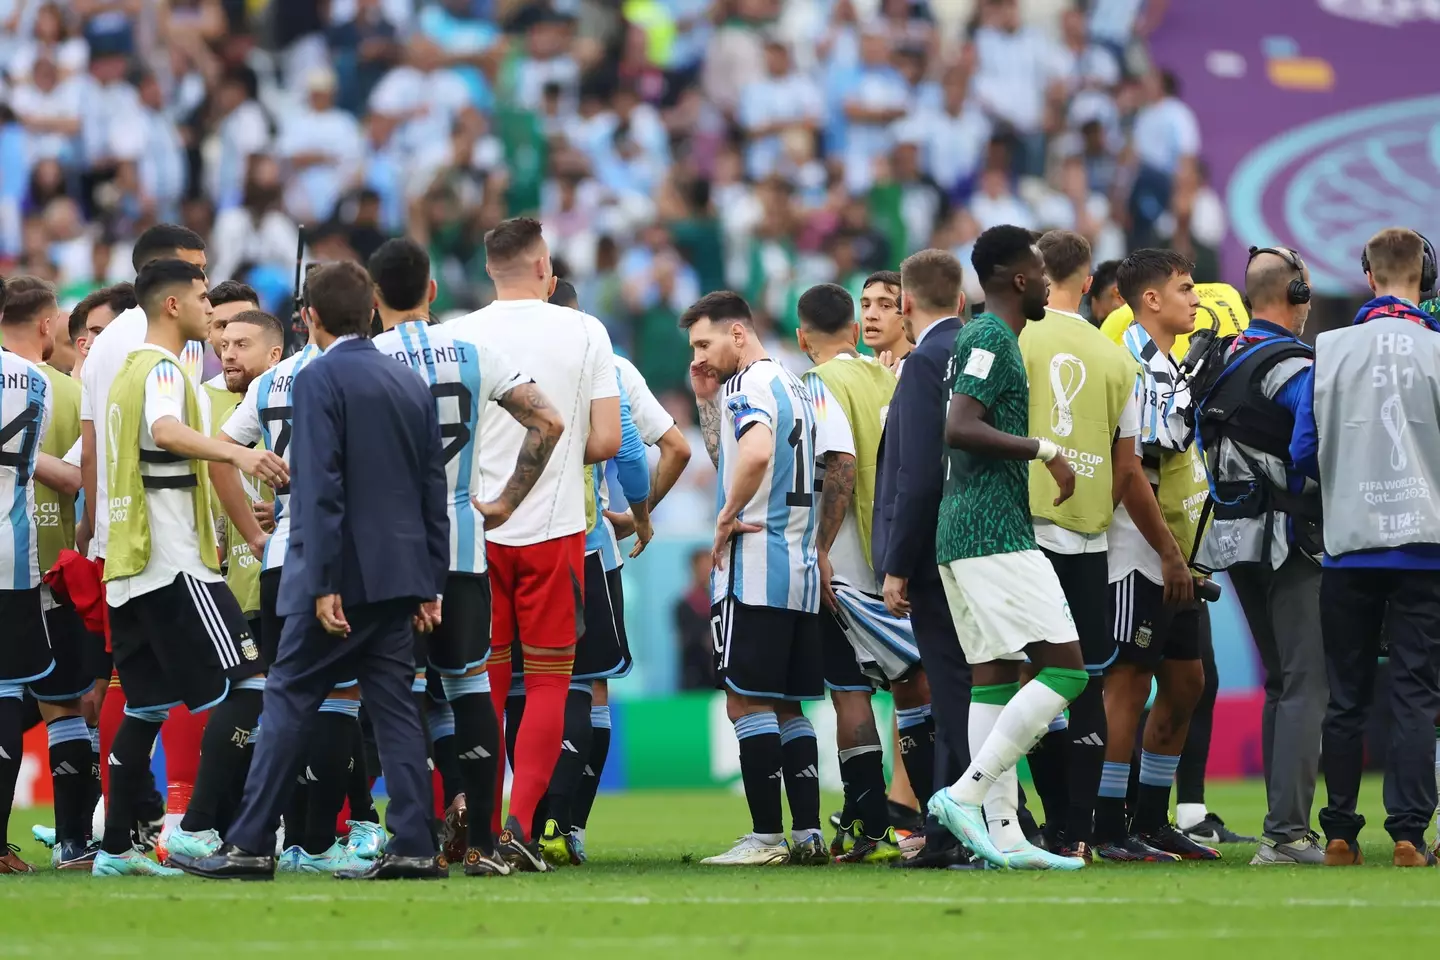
1100;282;1250;360
204;381;268;617
36;364;80;573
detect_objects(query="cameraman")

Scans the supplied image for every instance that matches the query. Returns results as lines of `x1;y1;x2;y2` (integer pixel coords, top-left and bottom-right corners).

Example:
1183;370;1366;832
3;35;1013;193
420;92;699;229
1194;247;1325;865
1292;227;1440;868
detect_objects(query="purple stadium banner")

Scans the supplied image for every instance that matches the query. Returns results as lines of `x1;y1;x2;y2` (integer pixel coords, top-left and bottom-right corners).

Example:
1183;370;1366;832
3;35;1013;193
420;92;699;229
1149;0;1440;294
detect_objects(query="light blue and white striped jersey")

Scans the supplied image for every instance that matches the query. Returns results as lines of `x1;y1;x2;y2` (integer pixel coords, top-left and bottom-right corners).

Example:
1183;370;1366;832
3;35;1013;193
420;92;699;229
221;344;321;572
584;362;653;572
712;357;818;613
0;352;51;590
374;320;529;575
1121;322;1192;454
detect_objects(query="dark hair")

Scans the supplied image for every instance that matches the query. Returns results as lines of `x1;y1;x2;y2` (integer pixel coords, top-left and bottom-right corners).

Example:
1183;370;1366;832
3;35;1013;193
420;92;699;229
305;261;375;338
679;290;752;329
970;225;1037;291
1116;249;1195;308
367;237;431;311
1090;259;1121;296
208;279;260;308
797;283;855;336
549;278;578;309
1159;69;1180;98
223;309;286;348
70;283;136;339
900;248;964;309
483;217;545;264
1037;230;1092;285
132;224;205;273
135;258;208;313
0;276;56;326
862;269;902;295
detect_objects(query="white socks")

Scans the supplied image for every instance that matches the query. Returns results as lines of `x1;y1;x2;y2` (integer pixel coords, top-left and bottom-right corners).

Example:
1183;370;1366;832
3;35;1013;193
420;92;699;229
1176;802;1208;832
949;682;1069;807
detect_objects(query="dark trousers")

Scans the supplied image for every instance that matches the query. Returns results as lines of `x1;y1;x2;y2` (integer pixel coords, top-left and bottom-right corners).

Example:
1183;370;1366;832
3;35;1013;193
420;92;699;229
910;575;971;791
1319;567;1440;847
1230;554;1326;843
226;598;436;858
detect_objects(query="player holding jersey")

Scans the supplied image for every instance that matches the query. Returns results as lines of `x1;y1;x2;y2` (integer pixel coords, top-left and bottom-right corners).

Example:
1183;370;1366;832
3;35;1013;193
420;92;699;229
796;283;929;864
684;291;824;867
369;238;563;875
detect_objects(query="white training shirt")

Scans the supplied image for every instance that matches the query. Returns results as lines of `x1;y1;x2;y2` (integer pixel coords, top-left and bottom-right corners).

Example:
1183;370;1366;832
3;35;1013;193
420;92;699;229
80;306;205;560
714;357;819;613
447;300;619;547
221;344;321;572
373;319;530;575
105;346;222;606
803;362;879;593
0;353;52;591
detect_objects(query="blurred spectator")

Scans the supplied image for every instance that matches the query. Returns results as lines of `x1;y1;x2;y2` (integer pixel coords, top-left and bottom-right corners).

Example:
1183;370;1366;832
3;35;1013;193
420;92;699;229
895;62;990;203
738;37;822;182
11;54;81;164
327;0;404;115
209;153;298;282
369;36;471;154
971;0;1064;177
969;166;1034;231
10;3;89;84
1157;159;1225;281
675;547;715;692
1127;66;1199;248
278;67;363;224
838;26;907;195
203;66;269;210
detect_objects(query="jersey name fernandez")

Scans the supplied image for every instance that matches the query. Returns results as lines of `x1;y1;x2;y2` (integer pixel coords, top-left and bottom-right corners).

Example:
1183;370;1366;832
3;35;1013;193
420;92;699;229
374;320;528;575
714;358;818;613
0;355;51;590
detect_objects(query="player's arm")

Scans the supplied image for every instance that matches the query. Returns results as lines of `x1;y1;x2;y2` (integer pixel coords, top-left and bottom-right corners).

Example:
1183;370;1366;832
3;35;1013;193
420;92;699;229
34;452;80;497
214;382;270;557
584;322;622;464
151;415;288;486
476;381;564;530
697;392;721;468
805;372;855;609
80;416;96;533
612;386;654;556
712;422;771;570
649;424;691;508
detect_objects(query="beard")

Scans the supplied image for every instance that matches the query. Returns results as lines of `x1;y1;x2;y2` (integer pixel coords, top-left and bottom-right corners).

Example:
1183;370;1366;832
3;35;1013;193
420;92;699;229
224;367;258;394
1023;296;1049;322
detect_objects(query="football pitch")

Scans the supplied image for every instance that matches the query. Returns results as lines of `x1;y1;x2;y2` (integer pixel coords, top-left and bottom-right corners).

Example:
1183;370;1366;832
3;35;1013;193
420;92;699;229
4;777;1438;958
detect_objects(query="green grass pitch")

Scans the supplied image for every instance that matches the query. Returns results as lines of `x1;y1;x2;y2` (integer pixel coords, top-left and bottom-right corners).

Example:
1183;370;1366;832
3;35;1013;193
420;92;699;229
4;777;1438;957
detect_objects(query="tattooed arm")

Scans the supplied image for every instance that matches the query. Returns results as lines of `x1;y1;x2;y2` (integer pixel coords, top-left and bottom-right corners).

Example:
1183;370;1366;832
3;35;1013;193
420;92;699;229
474;382;565;529
816;451;855;610
691;361;723;468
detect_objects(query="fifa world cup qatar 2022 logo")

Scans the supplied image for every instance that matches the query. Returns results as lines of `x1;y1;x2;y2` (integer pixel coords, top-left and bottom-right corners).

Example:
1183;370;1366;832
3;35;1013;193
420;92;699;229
1227;94;1440;295
1049;353;1087;438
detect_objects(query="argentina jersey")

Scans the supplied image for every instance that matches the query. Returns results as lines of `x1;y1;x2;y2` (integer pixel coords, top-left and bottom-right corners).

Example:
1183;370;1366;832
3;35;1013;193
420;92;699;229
221;344;321;572
714;358;818;613
1122;322;1192;452
0;353;51;590
375;320;528;574
584;365;649;572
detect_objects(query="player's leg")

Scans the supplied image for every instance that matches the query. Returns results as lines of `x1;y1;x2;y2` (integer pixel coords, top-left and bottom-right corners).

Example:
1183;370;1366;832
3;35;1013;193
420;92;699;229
569;678;609;854
485;543;518;839
779;609;826;863
931;553;1088;869
338;705;384;859
280;684;368;872
821;606;892;860
890;671;932;828
30;601;101;868
1053;551;1112;857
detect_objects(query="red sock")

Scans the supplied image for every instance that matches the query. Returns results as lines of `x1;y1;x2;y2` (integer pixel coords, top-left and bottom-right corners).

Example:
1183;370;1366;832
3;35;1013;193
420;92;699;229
98;674;126;798
487;644;512;836
508;652;573;839
160;705;207;813
336;798;351;838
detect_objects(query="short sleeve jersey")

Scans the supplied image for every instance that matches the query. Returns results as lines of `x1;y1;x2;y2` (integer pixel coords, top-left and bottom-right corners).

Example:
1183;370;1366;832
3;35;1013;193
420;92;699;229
937;313;1037;564
0;353;51;590
373;319;530;575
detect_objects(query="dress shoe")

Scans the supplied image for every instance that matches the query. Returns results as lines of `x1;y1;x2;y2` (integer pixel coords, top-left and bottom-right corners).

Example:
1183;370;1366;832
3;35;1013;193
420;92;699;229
333;852;447;880
168;844;276;880
1393;841;1437;867
893;839;979;869
1323;838;1363;866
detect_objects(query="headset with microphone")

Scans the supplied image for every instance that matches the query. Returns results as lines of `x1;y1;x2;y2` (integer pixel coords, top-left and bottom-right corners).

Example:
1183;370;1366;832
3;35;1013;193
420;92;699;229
1247;245;1311;305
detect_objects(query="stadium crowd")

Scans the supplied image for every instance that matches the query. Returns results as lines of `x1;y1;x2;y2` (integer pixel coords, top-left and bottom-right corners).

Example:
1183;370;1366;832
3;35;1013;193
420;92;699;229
4;0;1438;882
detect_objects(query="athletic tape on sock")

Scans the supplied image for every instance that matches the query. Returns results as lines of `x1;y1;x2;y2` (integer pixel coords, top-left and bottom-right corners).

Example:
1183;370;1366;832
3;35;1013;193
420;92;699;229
0;682;23;700
318;698;361;718
1034;667;1089;701
1138;750;1181;787
410;675;426;693
123;704;171;723
896;704;932;729
778;716;816;746
46;716;90;746
441;673;491;700
234;676;266;692
733;712;780;740
971;682;1020;706
1098;761;1130;798
838;744;883;763
590;705;611;730
427;701;456;740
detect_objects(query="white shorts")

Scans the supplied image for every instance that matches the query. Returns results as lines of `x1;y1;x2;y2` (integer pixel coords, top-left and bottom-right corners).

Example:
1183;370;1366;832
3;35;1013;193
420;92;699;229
938;549;1079;665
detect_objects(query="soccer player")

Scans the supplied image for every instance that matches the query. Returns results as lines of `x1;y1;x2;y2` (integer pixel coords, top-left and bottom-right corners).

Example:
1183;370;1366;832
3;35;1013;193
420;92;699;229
1094;249;1219;862
449;218;620;870
859;270;909;370
0;279;89;873
796;282;926;864
1017;231;1148;861
925;226;1090;871
48;309;79;377
67;284;137;385
1088;259;1123;326
203;280;261;366
92;258;287;876
683;290;824;867
82;227;211;854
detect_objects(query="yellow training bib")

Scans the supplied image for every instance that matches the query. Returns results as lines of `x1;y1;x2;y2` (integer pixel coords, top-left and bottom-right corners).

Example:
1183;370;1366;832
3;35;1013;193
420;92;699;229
1099;282;1250;360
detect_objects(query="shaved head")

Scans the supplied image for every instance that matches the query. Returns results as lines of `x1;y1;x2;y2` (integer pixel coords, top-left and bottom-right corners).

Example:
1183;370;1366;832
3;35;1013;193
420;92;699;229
1245;247;1303;311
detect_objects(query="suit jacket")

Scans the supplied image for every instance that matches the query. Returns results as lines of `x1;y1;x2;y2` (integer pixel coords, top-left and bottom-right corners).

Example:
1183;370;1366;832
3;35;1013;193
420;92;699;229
872;317;960;588
277;337;450;618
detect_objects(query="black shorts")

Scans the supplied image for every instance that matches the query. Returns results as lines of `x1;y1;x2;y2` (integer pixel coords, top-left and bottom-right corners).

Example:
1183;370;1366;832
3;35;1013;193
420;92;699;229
574;553;632;681
30;601;94;702
109;573;263;711
0;587;54;687
1111;572;1202;671
821;606;872;692
1042;549;1113;675
711;597;823;701
417;572;491;676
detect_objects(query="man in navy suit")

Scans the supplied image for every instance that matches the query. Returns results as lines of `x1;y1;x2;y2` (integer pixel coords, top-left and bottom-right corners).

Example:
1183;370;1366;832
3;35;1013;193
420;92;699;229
873;249;975;869
171;262;451;880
